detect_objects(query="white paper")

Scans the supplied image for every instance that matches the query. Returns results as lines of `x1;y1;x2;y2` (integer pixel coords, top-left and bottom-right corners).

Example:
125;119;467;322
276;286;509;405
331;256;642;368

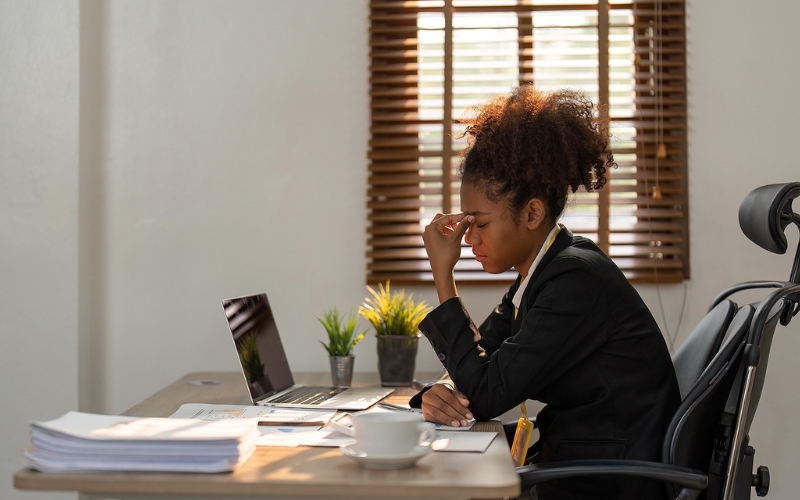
433;421;476;431
369;405;475;431
297;428;356;447
32;411;259;442
256;427;355;448
24;448;254;473
25;411;259;473
431;431;497;453
169;403;336;426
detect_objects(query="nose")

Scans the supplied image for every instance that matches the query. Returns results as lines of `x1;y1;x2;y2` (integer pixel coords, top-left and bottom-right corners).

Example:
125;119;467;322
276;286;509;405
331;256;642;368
464;224;478;245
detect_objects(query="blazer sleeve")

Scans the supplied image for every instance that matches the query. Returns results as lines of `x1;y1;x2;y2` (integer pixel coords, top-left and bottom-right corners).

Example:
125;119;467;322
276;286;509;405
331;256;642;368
475;285;517;355
418;259;610;421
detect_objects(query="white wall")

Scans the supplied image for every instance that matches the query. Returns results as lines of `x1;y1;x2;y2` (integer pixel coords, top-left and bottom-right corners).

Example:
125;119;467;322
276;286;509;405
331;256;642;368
89;0;374;415
2;0;800;499
684;2;800;499
1;2;80;500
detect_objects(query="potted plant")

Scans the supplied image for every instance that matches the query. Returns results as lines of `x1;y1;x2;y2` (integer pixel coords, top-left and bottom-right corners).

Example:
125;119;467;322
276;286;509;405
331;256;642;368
316;307;367;387
359;281;432;387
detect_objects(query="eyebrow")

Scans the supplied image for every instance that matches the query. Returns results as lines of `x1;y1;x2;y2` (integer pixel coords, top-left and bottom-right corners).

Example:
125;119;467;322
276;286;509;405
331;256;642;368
463;210;491;216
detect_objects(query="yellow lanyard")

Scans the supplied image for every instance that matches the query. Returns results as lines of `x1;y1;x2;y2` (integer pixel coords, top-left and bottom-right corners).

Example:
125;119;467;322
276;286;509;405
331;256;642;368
510;226;560;464
513;225;560;320
511;402;534;466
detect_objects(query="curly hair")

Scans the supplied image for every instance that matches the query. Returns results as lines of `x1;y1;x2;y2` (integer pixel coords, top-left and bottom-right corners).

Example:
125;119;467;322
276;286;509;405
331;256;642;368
459;85;615;222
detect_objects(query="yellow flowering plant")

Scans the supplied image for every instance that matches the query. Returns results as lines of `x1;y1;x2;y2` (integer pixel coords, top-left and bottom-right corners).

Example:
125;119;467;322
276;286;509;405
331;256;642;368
358;281;431;337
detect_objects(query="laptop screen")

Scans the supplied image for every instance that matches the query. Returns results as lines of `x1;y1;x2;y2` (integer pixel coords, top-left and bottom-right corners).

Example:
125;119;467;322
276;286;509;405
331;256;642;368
222;294;295;403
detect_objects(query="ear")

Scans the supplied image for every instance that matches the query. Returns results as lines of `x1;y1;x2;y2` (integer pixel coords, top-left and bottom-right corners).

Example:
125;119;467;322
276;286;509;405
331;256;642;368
523;198;546;230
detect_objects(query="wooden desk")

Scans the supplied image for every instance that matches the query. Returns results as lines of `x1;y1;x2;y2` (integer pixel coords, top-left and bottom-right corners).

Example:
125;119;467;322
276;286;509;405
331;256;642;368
14;372;520;500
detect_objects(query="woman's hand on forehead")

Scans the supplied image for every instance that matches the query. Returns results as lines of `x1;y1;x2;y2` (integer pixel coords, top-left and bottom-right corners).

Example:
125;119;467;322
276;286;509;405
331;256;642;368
424;212;475;302
434;212;467;235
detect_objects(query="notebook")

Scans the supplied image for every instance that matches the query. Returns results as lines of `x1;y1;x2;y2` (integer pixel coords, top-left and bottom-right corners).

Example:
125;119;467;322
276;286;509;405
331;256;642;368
222;293;393;410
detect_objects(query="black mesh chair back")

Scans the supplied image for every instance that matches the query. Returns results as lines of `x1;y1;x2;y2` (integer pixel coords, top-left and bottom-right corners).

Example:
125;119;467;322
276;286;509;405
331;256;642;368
733;182;800;436
671;300;737;399
733;299;784;443
701;299;786;500
664;305;753;499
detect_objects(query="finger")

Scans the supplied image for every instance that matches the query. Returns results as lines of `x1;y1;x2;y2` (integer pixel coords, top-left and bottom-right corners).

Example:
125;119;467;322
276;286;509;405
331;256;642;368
421;388;462;425
427;213;456;235
422;385;472;426
434;212;465;227
438;213;466;235
430;213;446;226
453;215;474;239
451;388;472;409
441;387;472;420
422;396;465;427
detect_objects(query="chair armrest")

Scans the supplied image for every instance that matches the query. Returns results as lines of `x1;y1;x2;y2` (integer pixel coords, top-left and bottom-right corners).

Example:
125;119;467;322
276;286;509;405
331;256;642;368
517;459;708;500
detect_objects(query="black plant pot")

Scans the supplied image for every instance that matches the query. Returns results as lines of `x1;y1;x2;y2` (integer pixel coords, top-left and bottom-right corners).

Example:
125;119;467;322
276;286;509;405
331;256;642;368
376;334;419;387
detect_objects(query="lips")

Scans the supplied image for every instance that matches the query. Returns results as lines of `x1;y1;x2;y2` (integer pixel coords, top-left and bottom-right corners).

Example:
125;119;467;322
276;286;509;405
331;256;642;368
473;252;487;263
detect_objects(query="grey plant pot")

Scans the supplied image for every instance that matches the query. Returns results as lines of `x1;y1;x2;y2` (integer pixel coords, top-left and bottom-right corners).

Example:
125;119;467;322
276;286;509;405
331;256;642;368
329;355;355;387
376;334;420;387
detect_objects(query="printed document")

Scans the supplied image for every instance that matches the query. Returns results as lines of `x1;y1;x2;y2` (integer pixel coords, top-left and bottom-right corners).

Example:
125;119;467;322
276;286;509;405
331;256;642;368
169;403;336;426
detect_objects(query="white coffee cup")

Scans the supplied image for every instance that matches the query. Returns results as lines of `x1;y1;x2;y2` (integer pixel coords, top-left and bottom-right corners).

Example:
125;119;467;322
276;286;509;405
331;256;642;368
352;412;436;457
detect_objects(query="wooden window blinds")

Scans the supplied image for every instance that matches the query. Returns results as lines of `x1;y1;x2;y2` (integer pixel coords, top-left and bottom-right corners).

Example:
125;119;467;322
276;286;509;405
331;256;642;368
367;0;688;285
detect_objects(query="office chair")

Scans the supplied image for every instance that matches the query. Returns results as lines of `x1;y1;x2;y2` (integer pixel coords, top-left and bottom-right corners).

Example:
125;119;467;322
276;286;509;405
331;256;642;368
516;181;800;500
704;181;800;500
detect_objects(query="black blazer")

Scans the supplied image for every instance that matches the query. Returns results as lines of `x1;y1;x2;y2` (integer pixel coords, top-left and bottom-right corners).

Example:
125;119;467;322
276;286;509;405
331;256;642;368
416;227;681;500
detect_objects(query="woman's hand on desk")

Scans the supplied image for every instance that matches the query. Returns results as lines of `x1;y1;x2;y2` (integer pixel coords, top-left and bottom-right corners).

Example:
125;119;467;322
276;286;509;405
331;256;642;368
421;383;473;428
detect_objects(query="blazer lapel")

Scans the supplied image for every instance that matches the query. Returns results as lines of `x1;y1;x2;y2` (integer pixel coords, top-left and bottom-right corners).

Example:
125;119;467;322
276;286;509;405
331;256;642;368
511;275;524;336
511;226;573;335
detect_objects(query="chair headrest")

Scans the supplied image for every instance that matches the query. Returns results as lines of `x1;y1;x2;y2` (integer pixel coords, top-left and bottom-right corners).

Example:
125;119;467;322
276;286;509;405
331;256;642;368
738;182;800;254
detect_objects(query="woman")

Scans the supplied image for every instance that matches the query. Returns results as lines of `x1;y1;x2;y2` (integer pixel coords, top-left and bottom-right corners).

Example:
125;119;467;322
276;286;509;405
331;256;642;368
413;86;681;500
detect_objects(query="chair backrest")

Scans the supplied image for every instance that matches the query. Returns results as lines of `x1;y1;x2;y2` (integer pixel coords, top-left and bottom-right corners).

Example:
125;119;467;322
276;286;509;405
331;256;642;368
724;298;785;439
707;182;800;500
696;297;787;500
661;304;754;497
671;300;738;399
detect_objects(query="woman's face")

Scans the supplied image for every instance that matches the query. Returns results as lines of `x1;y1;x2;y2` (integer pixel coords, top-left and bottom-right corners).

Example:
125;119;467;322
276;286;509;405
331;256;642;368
460;182;540;275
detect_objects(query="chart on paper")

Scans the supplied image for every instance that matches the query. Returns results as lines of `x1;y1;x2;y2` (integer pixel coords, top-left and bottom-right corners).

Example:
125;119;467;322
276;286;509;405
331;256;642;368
169;403;336;426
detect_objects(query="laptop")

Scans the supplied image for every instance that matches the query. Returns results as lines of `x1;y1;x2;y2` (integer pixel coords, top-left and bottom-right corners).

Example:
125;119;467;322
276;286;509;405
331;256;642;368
222;293;393;410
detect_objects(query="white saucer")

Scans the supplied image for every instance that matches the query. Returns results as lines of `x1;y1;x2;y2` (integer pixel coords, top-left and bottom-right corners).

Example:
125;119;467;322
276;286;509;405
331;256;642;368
340;443;431;469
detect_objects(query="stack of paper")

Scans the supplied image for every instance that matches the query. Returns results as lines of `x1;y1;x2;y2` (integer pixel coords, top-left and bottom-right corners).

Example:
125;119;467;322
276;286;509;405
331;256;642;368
25;411;260;473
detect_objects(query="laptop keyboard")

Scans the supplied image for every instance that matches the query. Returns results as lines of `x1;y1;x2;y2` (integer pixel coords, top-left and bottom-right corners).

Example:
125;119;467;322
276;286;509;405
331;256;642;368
270;386;347;405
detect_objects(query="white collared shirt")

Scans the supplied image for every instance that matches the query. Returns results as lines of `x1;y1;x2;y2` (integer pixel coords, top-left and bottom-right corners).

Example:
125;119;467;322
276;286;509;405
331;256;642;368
512;224;561;312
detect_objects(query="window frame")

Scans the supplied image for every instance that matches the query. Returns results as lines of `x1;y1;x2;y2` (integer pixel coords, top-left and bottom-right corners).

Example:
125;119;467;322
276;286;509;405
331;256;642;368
366;0;689;285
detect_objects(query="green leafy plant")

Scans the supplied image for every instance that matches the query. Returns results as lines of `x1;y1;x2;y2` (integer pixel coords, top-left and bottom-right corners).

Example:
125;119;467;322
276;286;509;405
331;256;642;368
359;281;432;336
316;307;367;356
